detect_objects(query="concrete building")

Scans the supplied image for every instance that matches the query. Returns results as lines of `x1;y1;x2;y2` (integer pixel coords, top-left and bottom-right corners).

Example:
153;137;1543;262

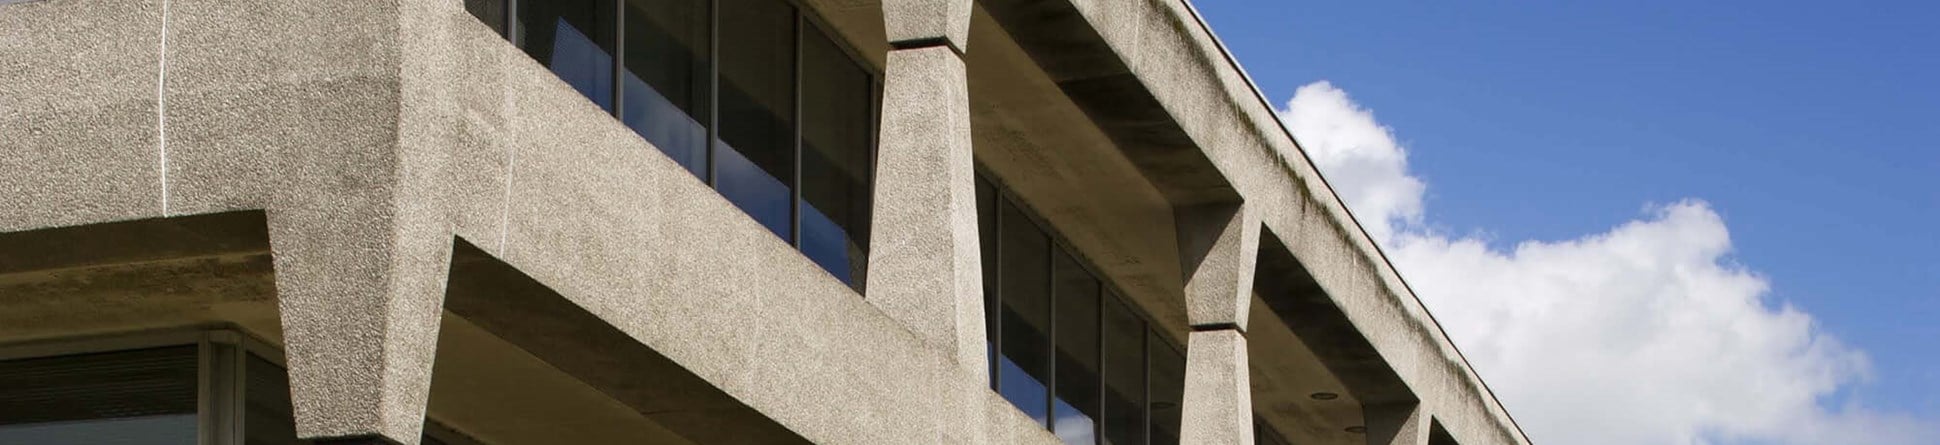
0;0;1528;444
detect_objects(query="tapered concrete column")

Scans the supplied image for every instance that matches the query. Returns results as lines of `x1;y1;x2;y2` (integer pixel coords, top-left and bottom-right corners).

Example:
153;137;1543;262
1181;329;1254;445
1177;202;1260;444
262;1;459;444
866;0;983;380
867;1;983;443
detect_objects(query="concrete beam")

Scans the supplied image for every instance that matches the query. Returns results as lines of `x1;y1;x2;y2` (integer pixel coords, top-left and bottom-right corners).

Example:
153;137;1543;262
881;0;973;53
1181;328;1254;445
1177;202;1260;331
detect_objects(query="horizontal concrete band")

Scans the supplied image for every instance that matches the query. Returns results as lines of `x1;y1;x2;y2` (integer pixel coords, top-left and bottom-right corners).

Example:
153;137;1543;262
0;1;1055;443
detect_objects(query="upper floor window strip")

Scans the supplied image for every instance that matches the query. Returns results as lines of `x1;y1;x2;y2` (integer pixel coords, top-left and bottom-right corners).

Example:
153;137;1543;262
978;174;1189;445
465;0;878;292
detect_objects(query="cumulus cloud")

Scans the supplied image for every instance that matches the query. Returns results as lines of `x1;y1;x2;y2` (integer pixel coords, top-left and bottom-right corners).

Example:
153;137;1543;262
1279;81;1934;445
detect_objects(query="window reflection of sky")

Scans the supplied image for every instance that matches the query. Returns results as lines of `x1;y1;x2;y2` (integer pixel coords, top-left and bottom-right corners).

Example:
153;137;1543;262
549;19;613;112
1000;355;1050;426
623;70;706;177
715;139;792;240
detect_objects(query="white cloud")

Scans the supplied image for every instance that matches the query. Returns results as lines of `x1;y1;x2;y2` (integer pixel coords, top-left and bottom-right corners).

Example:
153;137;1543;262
1280;81;1424;242
1279;81;1934;445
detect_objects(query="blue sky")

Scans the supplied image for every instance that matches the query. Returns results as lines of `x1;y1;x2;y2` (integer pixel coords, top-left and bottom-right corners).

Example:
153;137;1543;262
1195;1;1938;443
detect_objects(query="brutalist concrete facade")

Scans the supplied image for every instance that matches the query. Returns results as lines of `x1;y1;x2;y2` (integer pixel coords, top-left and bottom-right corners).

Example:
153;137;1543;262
0;0;1529;444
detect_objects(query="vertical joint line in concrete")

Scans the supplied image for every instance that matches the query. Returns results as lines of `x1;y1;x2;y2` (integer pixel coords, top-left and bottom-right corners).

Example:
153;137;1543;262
156;0;172;216
498;128;519;253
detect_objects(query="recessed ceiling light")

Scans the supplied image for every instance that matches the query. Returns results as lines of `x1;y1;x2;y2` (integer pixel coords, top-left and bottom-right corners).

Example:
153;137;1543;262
1309;392;1339;400
1345;426;1367;434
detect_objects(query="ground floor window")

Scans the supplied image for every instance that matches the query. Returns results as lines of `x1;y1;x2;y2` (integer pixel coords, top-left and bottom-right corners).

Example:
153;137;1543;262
0;331;476;445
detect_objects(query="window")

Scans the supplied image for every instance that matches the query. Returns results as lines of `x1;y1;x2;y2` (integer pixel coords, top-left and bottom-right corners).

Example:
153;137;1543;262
715;0;796;240
1052;250;1102;445
0;333;474;445
0;347;199;445
979;175;1188;444
1147;334;1186;445
620;0;710;177
1101;295;1147;445
997;198;1054;425
516;0;617;112
468;0;880;291
797;28;876;286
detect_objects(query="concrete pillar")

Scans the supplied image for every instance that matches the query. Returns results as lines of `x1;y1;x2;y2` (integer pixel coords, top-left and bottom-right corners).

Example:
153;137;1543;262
1176;202;1260;445
866;0;983;383
1181;329;1254;445
263;1;459;444
865;1;982;443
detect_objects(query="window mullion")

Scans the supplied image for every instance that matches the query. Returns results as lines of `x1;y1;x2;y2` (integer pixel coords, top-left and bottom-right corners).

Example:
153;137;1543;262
1096;285;1107;444
1045;241;1058;430
991;188;1004;392
790;10;804;247
705;0;720;187
611;0;625;121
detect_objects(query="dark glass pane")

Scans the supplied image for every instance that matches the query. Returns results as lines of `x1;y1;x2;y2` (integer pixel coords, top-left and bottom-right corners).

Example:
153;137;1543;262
716;0;796;240
621;0;709;177
798;25;874;289
517;0;617;112
1099;295;1146;445
465;0;506;36
1148;335;1186;445
0;347;198;444
1052;248;1101;445
977;176;999;389
998;200;1052;426
245;355;300;445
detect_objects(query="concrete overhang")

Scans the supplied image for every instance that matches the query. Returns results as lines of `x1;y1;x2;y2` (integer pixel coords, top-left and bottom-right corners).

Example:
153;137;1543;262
961;0;1534;443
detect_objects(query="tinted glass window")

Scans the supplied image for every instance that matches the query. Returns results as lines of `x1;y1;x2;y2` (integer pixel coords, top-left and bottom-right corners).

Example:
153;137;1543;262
715;0;797;241
1100;295;1147;445
798;25;875;289
998;200;1053;426
464;0;506;36
621;0;710;177
245;354;299;445
517;0;617;112
1052;249;1101;445
0;347;199;445
1148;336;1186;445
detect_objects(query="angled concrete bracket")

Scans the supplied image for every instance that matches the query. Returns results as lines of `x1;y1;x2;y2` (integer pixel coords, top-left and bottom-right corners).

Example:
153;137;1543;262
269;147;454;445
1176;201;1261;331
1180;329;1254;445
1366;402;1430;445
